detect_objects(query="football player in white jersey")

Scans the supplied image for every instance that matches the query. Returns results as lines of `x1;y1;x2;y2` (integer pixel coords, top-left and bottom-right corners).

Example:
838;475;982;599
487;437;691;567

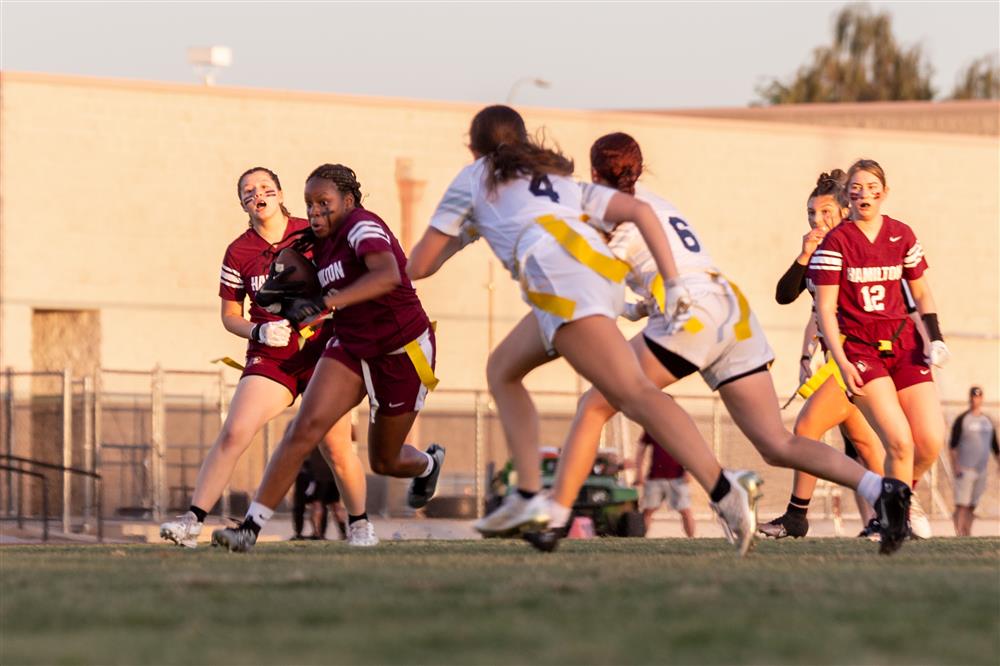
533;133;901;551
408;106;764;555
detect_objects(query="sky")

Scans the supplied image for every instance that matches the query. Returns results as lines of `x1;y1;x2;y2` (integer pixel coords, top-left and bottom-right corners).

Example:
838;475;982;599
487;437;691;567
2;1;998;109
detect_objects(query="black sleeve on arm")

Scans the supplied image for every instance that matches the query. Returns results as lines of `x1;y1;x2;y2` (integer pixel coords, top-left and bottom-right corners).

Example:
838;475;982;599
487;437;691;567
949;411;967;449
775;260;808;305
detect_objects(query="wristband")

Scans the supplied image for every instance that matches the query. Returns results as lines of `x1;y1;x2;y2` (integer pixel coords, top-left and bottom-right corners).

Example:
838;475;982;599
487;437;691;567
800;355;811;361
921;313;943;342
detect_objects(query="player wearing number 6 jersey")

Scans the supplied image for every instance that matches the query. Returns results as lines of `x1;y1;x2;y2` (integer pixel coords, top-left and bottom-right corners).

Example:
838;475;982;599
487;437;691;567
810;159;948;554
533;134;899;553
409;106;770;556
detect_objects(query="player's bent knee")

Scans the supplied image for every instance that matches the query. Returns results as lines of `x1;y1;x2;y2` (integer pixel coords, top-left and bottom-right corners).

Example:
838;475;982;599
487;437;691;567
369;456;398;476
577;388;616;420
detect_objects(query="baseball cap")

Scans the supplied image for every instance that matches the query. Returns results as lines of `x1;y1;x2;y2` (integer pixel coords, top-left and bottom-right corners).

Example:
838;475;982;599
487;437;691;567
970;386;983;397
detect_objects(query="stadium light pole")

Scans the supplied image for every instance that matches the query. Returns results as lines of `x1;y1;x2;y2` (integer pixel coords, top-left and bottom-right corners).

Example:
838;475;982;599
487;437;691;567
187;46;232;86
506;77;552;104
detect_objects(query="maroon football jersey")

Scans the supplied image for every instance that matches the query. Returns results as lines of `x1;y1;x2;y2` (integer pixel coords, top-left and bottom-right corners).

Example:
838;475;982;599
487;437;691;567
219;217;311;357
640;431;685;480
313;208;430;358
808;215;927;340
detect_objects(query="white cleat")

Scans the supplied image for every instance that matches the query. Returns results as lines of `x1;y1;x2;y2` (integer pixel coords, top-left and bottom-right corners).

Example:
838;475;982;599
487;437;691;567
160;511;202;548
711;470;764;557
473;493;550;538
908;494;932;539
346;519;379;547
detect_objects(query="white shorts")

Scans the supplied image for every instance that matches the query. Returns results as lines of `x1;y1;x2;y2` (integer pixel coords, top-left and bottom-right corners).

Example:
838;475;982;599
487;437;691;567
954;467;988;507
518;234;625;352
643;276;774;390
641;477;691;512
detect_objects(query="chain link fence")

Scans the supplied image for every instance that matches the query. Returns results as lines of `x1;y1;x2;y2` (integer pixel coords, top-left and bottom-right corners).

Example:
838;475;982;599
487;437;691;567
2;366;997;535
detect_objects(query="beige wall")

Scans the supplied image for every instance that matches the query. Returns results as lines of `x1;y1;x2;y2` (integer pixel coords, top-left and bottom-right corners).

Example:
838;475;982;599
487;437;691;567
2;72;997;402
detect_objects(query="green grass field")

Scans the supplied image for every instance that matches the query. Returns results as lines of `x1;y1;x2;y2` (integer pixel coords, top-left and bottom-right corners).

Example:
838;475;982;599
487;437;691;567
1;538;997;665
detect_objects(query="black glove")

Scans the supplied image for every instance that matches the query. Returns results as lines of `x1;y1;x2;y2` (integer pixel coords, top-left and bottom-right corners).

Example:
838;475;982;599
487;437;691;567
256;265;309;311
284;296;326;328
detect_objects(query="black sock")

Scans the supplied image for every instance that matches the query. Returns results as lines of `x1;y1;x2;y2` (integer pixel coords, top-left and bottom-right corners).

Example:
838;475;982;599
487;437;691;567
348;513;368;525
517;488;537;500
787;495;810;516
709;472;731;503
189;505;208;523
241;517;262;535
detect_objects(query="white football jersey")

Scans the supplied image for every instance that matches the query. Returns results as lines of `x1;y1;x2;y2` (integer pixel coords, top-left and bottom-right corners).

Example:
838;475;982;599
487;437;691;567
606;187;717;298
429;157;619;276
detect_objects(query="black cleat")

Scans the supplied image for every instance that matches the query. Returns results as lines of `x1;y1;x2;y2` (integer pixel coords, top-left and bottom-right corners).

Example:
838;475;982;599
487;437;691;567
407;444;446;509
757;511;809;539
211;520;259;553
857;517;882;541
874;479;911;555
523;528;562;553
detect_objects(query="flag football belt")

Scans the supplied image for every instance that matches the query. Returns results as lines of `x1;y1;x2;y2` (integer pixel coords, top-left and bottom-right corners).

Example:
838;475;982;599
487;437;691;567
648;270;752;339
843;319;907;358
361;326;438;423
796;357;847;399
516;214;631;321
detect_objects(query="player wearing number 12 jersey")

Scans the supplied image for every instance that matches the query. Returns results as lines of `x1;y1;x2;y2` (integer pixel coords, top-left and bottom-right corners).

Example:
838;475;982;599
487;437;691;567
537;134;899;553
810;158;949;554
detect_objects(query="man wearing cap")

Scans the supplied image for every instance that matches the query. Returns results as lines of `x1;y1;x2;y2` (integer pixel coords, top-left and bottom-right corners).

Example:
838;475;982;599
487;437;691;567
950;386;998;536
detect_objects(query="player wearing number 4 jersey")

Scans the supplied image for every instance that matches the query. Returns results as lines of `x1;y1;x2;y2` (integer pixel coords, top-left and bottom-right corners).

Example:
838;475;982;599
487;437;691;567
411;107;828;556
212;164;443;553
530;134;900;553
810;159;948;554
160;167;367;548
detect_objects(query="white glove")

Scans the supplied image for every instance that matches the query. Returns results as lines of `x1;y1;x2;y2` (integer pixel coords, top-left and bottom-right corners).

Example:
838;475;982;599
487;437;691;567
622;298;653;322
929;340;950;368
663;278;694;335
253;319;292;347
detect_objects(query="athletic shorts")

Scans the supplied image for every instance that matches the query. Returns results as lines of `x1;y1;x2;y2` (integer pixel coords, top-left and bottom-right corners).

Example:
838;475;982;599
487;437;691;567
640;477;691;512
642;275;774;390
954;467;988;507
517;232;625;353
241;324;332;400
322;327;436;417
843;321;931;392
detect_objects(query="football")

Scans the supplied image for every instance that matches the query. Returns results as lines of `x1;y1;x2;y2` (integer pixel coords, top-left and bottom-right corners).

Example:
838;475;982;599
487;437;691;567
255;247;321;310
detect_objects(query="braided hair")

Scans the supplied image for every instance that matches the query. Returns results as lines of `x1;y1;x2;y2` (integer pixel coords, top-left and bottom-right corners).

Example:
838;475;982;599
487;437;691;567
590;133;643;195
236;166;292;225
307;163;364;209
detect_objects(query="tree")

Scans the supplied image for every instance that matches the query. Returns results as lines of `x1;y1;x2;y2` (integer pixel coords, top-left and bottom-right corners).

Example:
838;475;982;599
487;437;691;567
755;4;934;105
951;53;1000;100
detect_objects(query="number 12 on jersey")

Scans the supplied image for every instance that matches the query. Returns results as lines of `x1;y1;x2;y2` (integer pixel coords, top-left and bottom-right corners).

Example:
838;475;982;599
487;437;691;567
860;284;885;312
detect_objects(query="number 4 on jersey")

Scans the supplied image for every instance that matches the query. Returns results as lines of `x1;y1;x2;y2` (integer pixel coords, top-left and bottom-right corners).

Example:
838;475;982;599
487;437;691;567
529;174;559;203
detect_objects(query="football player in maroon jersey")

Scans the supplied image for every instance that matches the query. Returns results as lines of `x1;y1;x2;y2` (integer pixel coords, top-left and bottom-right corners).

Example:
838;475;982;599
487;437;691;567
160;167;370;548
212;164;444;552
811;159;949;554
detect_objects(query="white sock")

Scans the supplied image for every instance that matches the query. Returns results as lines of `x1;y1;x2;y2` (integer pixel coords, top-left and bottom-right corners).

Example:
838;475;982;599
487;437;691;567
857;471;882;506
548;500;572;529
246;501;274;528
417;451;435;478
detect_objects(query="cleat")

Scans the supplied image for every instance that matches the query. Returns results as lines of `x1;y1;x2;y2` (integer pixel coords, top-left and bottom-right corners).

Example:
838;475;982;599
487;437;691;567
874;479;911;555
758;511;809;539
908;494;932;539
407;444;446;509
346;519;379;547
211;521;258;553
523;528;561;553
473;493;550;537
857;517;882;541
160;511;202;548
711;470;763;557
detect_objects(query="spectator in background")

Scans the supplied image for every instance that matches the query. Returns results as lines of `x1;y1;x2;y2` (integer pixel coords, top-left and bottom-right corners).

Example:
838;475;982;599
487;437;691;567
292;447;348;540
950;386;998;536
635;430;695;537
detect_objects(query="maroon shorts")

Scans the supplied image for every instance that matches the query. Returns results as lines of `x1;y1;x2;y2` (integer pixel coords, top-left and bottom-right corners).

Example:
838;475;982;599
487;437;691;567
843;320;931;392
321;327;436;417
241;324;332;400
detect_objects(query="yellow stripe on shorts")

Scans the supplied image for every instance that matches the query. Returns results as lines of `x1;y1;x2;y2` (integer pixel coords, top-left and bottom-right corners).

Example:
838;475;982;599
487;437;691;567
535;215;630;283
726;278;753;341
525;290;576;320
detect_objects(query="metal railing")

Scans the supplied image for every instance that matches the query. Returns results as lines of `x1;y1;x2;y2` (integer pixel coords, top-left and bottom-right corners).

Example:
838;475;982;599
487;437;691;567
1;453;103;540
0;464;49;541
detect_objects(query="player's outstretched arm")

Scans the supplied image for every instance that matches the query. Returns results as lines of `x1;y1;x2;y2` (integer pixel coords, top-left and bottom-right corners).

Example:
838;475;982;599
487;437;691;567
407;227;464;281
